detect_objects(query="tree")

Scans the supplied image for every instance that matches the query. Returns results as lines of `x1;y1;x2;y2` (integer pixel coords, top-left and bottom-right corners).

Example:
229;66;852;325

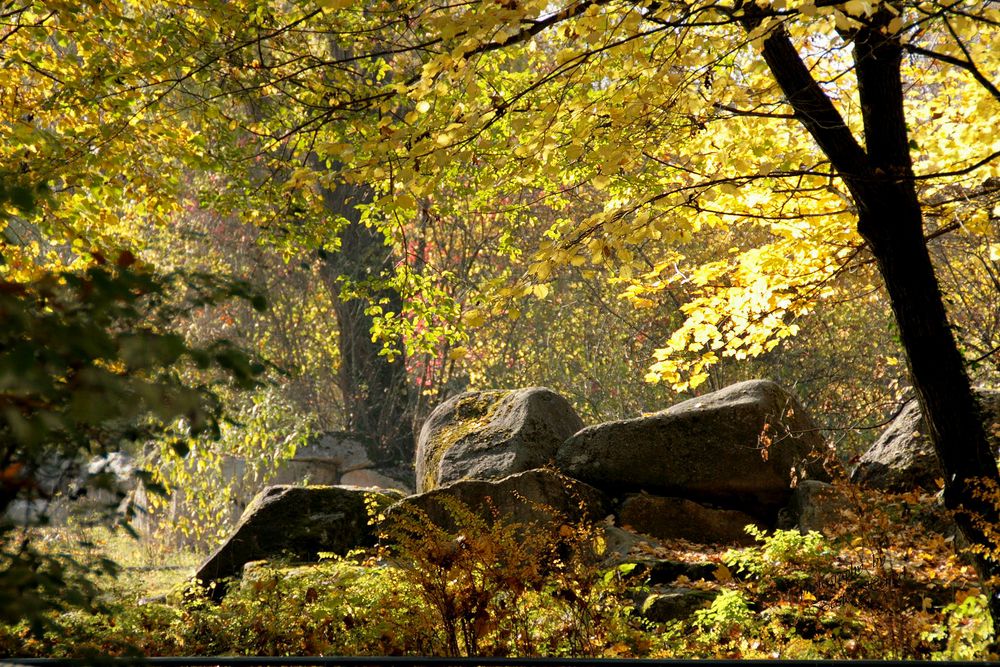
317;179;413;464
733;0;1000;612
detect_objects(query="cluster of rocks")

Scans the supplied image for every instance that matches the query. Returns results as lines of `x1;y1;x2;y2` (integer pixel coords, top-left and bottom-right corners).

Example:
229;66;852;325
270;432;413;493
194;380;833;595
174;433;412;534
3;451;138;527
416;381;831;537
180;381;1000;615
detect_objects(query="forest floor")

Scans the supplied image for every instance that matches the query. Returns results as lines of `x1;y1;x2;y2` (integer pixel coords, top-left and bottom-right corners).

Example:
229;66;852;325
2;485;997;660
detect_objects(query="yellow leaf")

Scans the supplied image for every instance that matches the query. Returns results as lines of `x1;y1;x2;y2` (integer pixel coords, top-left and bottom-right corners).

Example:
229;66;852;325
843;0;867;15
533;261;552;281
462;309;485;327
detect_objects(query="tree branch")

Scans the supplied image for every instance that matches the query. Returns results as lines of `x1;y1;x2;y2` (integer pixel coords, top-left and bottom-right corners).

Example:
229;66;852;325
737;5;872;200
712;102;795;119
904;43;1000;105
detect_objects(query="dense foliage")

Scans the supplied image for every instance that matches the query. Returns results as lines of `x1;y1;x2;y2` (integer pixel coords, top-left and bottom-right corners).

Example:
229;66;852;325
0;254;265;632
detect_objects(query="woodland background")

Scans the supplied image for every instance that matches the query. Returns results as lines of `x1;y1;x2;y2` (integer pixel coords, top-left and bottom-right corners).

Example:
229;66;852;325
0;0;998;659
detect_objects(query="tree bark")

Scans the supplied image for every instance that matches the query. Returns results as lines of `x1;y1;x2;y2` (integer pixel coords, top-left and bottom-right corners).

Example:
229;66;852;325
742;5;1000;617
317;179;413;465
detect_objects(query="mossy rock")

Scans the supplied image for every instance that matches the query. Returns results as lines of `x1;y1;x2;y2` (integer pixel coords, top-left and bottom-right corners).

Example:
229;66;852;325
415;387;584;493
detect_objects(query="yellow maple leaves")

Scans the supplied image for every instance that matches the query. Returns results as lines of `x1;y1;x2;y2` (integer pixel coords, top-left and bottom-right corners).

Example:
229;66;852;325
6;0;993;396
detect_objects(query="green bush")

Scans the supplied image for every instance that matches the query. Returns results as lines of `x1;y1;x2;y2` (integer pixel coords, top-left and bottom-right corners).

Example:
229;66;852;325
0;256;264;634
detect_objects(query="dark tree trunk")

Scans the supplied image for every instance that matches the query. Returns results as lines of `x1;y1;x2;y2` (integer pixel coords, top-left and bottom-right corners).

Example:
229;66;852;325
741;4;1000;618
849;25;1000;616
862;192;1000;602
317;179;413;465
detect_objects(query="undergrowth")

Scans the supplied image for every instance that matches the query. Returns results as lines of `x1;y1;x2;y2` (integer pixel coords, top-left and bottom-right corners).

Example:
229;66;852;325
1;485;998;659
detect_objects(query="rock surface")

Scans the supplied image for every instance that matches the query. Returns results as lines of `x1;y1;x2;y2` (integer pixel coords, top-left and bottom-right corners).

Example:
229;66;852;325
340;468;412;493
618;493;760;545
415;387;584;493
785;480;851;535
851;391;1000;492
195;485;400;597
294;433;374;471
271;433;375;487
638;588;719;623
557;380;829;513
392;468;610;532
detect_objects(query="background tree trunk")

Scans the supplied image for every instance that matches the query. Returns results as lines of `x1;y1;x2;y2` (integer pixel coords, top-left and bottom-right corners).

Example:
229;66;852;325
317;179;413;465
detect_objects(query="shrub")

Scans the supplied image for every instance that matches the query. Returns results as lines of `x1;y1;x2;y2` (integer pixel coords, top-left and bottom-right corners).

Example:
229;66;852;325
380;495;643;656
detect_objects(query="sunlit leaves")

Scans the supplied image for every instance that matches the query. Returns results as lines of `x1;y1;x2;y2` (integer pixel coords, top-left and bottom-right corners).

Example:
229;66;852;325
6;0;995;397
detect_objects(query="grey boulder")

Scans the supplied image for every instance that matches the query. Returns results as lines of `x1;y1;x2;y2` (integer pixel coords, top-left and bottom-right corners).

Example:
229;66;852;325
556;380;829;513
851;391;1000;492
194;485;401;598
391;468;610;533
415;387;584;493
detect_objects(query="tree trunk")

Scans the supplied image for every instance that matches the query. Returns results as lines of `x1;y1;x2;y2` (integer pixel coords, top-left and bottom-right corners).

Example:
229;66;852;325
317;179;413;465
851;26;1000;618
862;194;1000;606
743;6;1000;618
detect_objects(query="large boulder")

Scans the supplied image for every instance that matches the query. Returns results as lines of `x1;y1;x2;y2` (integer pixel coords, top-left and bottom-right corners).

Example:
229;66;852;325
556;380;829;514
392;469;610;532
618;493;760;545
415;388;584;493
851;391;1000;492
194;485;401;598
